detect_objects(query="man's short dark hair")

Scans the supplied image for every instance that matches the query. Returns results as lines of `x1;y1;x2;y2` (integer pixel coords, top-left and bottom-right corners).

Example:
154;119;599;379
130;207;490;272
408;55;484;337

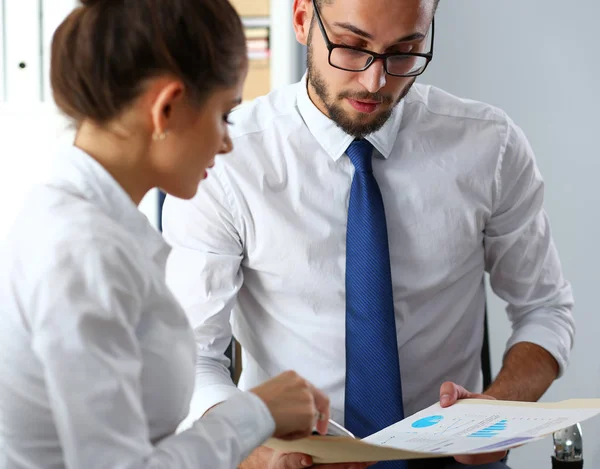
315;0;440;10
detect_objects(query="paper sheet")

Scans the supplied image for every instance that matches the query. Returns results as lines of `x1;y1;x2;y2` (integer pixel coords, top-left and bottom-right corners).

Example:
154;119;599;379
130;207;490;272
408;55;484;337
265;398;600;463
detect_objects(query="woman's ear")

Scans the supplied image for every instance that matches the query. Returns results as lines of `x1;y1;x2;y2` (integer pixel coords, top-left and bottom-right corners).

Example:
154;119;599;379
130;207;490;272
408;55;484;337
150;80;184;138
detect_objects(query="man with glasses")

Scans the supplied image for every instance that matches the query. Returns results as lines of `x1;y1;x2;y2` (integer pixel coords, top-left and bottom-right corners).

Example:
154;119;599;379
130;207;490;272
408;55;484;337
163;0;574;468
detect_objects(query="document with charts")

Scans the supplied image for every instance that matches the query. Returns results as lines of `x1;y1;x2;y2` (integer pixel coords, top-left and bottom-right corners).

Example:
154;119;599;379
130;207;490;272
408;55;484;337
266;398;600;464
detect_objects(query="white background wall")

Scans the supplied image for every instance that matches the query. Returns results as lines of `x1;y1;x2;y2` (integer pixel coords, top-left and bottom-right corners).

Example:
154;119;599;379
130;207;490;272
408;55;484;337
424;0;600;466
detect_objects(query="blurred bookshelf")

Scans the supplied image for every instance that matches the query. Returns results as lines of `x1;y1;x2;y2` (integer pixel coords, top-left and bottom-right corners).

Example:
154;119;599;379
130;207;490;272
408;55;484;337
231;0;272;102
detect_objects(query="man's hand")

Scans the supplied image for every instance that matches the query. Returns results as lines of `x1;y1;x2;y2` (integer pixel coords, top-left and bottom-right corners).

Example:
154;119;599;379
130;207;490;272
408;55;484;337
240;446;375;469
439;381;507;466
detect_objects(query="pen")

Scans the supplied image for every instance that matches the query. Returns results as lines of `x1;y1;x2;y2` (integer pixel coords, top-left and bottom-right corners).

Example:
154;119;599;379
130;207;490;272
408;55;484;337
313;419;356;438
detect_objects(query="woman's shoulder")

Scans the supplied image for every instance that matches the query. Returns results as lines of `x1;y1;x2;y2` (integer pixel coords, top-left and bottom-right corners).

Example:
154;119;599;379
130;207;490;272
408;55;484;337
1;183;149;325
5;182;143;278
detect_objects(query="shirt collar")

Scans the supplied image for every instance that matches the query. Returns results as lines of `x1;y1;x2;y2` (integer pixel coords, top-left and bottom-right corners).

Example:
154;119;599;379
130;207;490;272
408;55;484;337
296;73;405;161
51;145;171;265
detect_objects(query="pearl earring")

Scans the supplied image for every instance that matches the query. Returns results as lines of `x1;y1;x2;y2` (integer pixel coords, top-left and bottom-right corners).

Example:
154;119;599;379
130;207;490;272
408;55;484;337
152;131;168;141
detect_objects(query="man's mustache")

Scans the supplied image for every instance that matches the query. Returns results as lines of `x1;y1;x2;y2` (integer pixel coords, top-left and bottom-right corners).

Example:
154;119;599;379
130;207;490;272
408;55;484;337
338;91;394;105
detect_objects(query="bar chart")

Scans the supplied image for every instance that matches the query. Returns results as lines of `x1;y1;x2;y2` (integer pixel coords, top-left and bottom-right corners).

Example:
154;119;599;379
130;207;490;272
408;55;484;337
468;419;508;438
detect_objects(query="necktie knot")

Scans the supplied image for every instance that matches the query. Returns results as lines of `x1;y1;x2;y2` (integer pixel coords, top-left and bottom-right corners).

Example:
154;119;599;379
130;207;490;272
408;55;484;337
346;139;374;173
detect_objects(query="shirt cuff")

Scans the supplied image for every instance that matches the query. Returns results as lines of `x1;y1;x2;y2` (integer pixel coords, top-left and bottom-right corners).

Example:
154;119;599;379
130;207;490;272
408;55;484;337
200;391;276;456
505;321;571;377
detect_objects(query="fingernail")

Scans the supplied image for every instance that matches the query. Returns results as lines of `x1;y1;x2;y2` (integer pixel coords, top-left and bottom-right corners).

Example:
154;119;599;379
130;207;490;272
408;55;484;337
301;458;311;467
440;394;451;405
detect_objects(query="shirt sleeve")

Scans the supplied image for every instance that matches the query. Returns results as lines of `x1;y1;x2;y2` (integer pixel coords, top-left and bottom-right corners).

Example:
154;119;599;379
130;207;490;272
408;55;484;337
484;116;575;376
27;239;274;469
162;170;245;420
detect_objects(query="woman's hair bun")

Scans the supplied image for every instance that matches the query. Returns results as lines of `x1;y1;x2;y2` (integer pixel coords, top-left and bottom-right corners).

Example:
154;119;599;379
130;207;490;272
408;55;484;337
80;0;103;6
52;0;246;124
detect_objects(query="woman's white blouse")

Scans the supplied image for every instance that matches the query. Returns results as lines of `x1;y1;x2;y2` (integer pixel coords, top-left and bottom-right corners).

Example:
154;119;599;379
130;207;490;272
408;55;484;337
0;146;274;469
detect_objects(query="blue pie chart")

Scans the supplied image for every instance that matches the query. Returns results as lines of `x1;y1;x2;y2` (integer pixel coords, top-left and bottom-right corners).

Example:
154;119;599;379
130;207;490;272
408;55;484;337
411;415;444;428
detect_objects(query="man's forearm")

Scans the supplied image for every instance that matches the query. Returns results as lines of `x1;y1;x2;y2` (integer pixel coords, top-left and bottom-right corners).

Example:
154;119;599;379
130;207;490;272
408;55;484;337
483;341;559;402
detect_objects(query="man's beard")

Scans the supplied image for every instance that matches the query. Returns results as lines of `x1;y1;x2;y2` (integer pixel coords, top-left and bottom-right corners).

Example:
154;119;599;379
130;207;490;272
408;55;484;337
306;32;415;139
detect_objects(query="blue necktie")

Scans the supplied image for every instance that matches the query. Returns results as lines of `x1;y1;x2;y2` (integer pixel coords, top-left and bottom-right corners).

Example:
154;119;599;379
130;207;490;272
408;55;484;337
345;140;406;469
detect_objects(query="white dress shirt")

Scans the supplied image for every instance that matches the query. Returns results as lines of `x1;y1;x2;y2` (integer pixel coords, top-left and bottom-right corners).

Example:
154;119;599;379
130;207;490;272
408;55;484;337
0;146;275;469
163;78;575;426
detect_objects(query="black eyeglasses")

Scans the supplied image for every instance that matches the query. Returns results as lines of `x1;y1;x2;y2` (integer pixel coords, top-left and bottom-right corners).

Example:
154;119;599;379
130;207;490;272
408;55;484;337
312;2;435;77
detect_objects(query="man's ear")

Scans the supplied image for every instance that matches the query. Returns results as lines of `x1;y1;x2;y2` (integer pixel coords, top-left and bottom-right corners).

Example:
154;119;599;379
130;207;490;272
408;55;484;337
293;0;313;46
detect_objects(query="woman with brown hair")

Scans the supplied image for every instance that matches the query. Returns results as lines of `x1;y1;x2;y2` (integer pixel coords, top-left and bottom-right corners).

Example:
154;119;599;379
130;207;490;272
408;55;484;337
0;0;330;468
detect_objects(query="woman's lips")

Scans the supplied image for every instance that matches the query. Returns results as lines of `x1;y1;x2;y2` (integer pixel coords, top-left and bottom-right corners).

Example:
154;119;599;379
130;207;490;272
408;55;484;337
203;160;216;179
